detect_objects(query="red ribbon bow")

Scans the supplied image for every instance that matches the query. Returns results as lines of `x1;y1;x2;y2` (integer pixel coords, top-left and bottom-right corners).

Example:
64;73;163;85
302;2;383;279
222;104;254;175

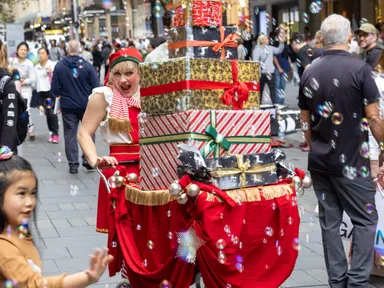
212;27;239;59
220;60;249;110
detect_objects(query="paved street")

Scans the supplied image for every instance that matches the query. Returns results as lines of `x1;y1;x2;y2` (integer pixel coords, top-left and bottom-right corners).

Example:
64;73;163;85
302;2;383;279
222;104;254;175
20;82;384;287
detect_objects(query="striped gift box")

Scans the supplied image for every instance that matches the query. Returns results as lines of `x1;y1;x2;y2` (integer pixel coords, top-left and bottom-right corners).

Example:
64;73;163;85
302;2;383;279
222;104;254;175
139;110;271;191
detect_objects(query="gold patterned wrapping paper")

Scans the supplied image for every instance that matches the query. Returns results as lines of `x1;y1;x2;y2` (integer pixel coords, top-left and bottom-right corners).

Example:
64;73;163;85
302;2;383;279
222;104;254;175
140;57;260;115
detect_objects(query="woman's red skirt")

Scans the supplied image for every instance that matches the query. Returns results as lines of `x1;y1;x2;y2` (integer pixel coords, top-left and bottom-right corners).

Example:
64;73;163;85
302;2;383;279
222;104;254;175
96;144;140;234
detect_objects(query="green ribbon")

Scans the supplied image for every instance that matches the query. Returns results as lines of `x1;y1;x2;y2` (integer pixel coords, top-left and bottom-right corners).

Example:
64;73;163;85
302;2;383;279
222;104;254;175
200;125;231;157
139;111;271;149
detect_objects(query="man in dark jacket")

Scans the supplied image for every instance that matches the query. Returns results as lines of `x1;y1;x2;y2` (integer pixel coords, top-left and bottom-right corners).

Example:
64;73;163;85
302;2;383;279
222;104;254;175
51;40;99;174
356;23;382;68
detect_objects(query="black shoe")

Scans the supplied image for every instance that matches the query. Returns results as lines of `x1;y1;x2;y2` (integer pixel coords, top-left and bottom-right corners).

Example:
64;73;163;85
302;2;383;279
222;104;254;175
69;166;78;174
29;132;35;141
82;159;94;171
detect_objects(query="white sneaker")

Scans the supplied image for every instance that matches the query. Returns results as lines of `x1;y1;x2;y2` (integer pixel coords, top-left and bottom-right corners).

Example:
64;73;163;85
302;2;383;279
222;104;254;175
275;104;287;110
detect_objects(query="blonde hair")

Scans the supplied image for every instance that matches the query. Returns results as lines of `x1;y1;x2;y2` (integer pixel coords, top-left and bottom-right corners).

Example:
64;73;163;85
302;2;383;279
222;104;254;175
257;34;267;45
110;61;139;82
0;42;9;69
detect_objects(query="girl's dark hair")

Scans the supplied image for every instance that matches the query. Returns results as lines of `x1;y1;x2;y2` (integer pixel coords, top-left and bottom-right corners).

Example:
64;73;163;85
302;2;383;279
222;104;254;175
17;41;29;52
0;155;39;235
38;47;50;56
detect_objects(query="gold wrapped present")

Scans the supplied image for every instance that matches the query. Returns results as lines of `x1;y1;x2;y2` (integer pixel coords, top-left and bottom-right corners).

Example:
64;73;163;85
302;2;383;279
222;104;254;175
140;57;260;115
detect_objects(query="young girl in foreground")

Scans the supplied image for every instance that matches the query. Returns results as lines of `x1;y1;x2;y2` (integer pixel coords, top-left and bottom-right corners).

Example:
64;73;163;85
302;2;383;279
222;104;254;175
0;146;113;287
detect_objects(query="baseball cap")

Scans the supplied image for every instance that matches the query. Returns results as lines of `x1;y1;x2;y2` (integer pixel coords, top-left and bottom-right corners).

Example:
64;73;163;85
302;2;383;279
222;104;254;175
355;23;377;35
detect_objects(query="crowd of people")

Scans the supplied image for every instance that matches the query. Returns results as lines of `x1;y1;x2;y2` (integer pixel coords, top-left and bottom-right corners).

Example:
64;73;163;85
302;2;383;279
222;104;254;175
1;8;384;287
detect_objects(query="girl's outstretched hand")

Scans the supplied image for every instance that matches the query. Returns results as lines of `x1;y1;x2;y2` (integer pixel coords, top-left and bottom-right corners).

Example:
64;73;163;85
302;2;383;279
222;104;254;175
85;248;114;284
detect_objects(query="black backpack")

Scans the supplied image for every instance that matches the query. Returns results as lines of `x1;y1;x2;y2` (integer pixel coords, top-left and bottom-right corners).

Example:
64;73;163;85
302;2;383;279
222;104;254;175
0;75;29;145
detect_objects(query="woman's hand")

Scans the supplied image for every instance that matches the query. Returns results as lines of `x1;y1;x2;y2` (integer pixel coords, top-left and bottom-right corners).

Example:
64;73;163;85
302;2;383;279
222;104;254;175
93;156;119;169
46;67;53;73
85;248;114;284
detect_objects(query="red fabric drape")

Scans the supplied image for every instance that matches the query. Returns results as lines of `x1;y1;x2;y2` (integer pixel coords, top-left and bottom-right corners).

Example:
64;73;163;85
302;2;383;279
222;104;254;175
108;182;299;287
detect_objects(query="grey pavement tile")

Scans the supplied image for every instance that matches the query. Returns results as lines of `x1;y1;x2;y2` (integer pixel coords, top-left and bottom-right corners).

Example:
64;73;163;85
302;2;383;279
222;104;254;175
67;245;101;258
305;269;329;285
72;202;91;210
290;270;323;286
47;209;97;219
57;226;96;237
50;218;71;228
281;276;302;287
41;195;97;205
39;189;96;197
41;180;58;186
88;202;98;209
41;259;60;273
40;247;72;260
44;234;107;249
306;241;325;256
83;216;97;226
294;255;326;270
55;179;84;185
67;217;88;227
36;228;59;238
54;257;89;272
37;204;60;212
36;219;54;229
58;203;75;211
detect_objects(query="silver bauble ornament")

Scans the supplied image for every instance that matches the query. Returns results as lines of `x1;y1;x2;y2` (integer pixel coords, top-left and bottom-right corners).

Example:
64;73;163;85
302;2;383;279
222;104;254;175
168;182;182;196
127;173;138;183
177;193;189;204
302;176;313;189
292;176;302;190
187;184;200;197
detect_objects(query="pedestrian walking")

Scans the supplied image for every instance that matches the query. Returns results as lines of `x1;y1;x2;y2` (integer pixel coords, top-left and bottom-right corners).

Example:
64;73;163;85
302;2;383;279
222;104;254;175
92;44;102;78
49;40;61;62
299;14;384;287
356;23;382;68
51;40;99;174
101;42;112;81
10;42;36;141
35;47;59;143
252;31;286;106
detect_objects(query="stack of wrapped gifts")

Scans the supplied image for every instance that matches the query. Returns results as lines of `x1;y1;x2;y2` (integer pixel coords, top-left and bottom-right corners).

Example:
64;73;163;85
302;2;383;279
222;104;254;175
138;0;279;192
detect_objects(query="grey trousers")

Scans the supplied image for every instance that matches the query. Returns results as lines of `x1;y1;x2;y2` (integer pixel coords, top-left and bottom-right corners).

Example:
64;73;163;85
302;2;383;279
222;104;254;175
311;171;378;288
62;110;95;167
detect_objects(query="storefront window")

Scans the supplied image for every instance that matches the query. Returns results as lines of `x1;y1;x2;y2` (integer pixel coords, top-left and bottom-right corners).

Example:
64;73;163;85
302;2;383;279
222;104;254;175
376;0;384;23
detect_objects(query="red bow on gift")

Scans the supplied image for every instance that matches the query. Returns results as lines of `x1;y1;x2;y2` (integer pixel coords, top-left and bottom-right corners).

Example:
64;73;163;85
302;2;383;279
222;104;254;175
212;27;239;60
220;60;249;110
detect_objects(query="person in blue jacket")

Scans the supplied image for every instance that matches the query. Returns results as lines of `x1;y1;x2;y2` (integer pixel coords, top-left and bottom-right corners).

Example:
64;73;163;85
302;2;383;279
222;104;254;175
51;40;99;174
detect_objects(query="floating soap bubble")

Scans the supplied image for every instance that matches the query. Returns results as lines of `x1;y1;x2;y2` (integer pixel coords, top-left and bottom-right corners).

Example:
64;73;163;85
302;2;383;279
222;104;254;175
236;262;244;272
224;224;231;234
359;166;369;178
287;217;293;225
353;113;357;118
231;235;239;245
333;79;339;87
271;202;276;210
334;130;339;137
302;13;310;23
366;203;374;214
331;112;343;125
360;142;370;158
304;87;312;98
45;98;52;109
72;68;78;78
218;251;227;264
263;238;268;244
272;18;277;26
26;52;39;65
342;166;357;180
309;1;321;14
330;139;336;149
280;229;285;237
296;59;302;67
77;58;84;69
276;245;283;256
147;240;154;250
216;239;226;250
292;238;301;250
153;5;161;18
307;48;314;57
301;121;309;131
142;259;148;267
321;193;326;200
265;226;274;237
360;18;368;26
160;280;172;288
136;224;142;230
340;154;347;163
310;78;319;90
284;73;289;82
70;184;79;196
254;7;259;15
111;241;117;248
167;210;171;217
360;118;369;131
152;167;160;177
168;231;173;239
265;13;270;23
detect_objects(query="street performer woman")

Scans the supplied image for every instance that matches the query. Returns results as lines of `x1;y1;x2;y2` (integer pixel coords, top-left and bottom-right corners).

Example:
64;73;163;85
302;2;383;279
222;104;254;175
78;48;142;277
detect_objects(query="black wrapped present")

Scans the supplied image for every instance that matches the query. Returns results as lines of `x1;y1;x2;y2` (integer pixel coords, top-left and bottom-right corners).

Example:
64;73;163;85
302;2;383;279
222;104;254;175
204;153;278;190
167;26;239;60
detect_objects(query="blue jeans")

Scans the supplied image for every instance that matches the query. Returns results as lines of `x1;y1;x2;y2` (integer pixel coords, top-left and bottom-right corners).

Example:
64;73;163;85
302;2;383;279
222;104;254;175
274;71;287;105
